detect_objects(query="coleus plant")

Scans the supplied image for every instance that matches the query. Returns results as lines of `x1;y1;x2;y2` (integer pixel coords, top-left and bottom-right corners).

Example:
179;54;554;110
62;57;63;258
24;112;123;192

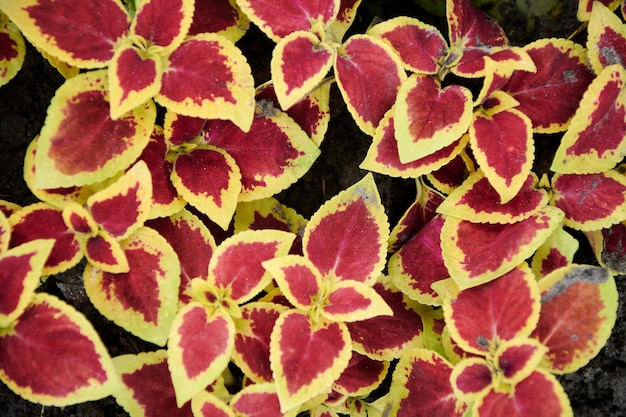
0;0;625;416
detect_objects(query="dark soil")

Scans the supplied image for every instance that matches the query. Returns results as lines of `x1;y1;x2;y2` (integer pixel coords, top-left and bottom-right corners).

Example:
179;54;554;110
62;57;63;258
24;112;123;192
0;1;624;416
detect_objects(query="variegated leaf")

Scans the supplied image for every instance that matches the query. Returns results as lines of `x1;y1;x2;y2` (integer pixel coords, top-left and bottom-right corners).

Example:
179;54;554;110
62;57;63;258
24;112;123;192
157;33;255;132
0;17;25;87
0;293;119;406
394;74;473;163
551;65;626;174
335;34;406;136
303;173;388;285
33;70;156;189
441;206;563;289
0;0;130;68
83;227;180;346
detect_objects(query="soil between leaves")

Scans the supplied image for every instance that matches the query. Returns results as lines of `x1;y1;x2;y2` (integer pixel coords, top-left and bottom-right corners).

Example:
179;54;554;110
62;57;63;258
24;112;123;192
0;1;624;416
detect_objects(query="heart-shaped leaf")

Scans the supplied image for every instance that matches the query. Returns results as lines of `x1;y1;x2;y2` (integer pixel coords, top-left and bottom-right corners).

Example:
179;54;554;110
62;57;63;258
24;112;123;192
394;74;473;163
271;31;335;110
270;310;351;412
360;107;469;179
168;304;235;406
551;65;626;174
109;43;162;119
304;173;388;285
335;34;406;136
469;107;534;203
0;293;119;406
171;145;241;230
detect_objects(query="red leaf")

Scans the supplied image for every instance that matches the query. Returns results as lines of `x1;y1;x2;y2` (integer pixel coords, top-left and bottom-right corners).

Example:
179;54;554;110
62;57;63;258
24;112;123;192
444;265;540;355
0;294;118;405
551;171;626;231
335;34;406;135
237;0;338;41
1;0;130;67
131;0;193;49
503;38;594;133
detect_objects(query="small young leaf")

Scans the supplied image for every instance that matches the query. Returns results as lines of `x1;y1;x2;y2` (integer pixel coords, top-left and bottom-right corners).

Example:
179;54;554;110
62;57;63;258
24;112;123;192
531;226;579;278
333;351;388;397
263;255;322;311
494;338;547;386
450;357;492;401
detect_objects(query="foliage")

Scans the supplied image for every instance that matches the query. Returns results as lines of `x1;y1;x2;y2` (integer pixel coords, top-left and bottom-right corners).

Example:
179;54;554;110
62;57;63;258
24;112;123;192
0;0;625;416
